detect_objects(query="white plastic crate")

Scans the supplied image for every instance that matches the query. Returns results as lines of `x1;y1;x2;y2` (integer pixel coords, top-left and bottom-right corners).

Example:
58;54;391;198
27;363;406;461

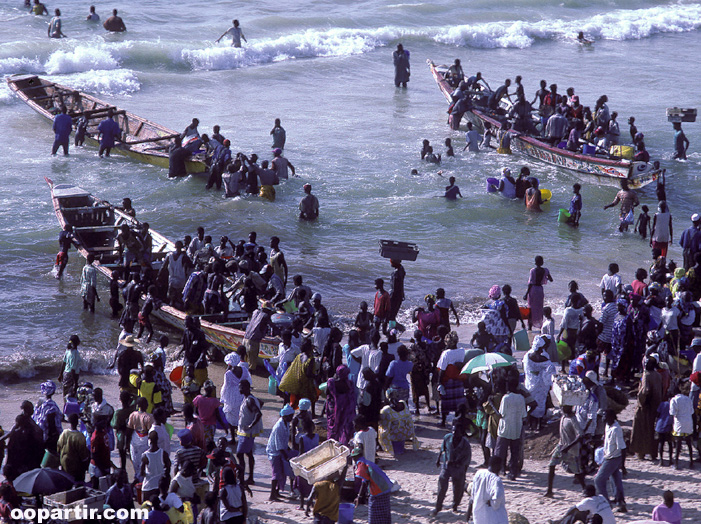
290;439;350;484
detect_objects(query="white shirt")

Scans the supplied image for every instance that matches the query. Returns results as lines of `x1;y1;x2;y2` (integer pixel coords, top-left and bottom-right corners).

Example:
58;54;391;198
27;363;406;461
350;345;382;389
352;427;377;464
603;421;625;459
471;469;508;524
436;347;465;371
576;495;616;524
497;393;527;439
599;273;622;295
669;394;694;435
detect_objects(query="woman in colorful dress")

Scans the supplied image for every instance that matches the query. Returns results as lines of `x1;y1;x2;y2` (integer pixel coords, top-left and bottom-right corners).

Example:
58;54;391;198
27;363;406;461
524;256;554;330
378;389;418;457
326;365;357;447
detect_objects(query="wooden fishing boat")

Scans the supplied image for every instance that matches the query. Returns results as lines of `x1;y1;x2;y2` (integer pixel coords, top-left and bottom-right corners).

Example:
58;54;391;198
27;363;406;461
427;60;661;188
9;74;206;174
46;177;278;358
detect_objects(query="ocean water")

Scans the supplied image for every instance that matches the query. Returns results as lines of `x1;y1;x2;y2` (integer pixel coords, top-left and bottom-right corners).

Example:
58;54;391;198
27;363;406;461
0;0;700;379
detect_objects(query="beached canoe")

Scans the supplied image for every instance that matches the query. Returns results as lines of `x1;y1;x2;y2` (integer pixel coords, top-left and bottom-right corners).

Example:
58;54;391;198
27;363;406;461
9;74;206;174
427;60;661;189
46;177;278;358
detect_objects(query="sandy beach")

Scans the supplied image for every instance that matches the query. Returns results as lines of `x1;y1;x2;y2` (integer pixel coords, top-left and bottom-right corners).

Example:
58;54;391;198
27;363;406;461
2;321;698;524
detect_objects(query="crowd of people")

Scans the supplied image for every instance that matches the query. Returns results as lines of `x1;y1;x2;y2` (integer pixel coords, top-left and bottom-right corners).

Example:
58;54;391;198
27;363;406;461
25;188;699;523
439;65;692;162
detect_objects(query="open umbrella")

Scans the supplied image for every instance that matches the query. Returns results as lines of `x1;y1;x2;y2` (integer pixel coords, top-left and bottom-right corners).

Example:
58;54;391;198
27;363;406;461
13;468;75;496
461;352;516;374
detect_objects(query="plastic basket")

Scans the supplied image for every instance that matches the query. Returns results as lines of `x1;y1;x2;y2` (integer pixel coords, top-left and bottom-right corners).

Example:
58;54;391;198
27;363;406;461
551;378;588;406
582;144;596;155
44;487;105;523
379;240;419;261
557;208;571;223
290;439;350;484
513;329;529;352
486;177;499;193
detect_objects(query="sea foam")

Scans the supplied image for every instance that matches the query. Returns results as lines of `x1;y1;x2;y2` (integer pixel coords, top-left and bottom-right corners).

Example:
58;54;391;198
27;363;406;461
44;44;120;74
434;3;701;48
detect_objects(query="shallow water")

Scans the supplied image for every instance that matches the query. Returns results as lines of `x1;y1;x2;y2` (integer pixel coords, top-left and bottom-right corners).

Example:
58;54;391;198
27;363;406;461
0;0;699;378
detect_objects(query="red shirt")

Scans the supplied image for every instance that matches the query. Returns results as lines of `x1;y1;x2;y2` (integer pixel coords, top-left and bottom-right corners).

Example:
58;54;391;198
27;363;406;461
193;395;222;427
374;290;390;319
91;428;111;471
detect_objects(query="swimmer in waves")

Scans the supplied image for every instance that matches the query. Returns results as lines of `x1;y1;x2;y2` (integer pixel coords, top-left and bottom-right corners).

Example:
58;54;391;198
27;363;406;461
576;31;593;45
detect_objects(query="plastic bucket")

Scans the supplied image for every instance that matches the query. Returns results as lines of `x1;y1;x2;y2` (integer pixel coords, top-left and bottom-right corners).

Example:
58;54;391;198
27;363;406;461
513;329;530;352
486;177;499;192
540;189;552;202
339;503;355;524
582;144;596;155
558;208;571;223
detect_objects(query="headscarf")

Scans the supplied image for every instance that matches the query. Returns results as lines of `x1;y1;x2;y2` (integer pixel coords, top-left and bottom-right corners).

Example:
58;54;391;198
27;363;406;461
280;404;294;417
41;380;57;397
488;285;502;299
530;335;546;352
444;331;459;349
298;398;311;411
224;353;241;368
674;268;685;279
335;365;350;381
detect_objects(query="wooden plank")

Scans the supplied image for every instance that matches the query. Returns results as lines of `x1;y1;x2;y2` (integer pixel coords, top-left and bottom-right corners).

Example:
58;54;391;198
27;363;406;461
75;225;120;231
123;133;178;146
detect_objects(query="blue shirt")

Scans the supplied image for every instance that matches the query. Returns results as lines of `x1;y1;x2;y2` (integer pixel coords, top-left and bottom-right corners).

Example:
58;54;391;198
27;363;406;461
385;359;413;390
53;113;73;140
569;193;582;214
445;184;461;200
655;401;673;433
266;417;290;459
97;117;121;147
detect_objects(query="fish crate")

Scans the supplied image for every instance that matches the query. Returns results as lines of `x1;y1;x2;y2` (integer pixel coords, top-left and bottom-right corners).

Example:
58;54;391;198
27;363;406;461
44;487;105;523
551;375;588;406
290;439;350;484
379;239;419;261
666;107;697;123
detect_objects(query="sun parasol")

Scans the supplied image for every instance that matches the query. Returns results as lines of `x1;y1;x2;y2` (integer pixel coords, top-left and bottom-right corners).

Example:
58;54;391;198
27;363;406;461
461;352;516;374
13;468;75;496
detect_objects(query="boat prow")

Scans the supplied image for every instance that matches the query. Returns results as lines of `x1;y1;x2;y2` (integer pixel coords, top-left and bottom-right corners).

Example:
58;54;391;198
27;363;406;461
426;60;661;189
9;74;207;175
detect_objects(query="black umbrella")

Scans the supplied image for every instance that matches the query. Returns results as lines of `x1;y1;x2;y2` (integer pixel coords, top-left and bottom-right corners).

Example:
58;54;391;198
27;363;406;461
13;468;75;496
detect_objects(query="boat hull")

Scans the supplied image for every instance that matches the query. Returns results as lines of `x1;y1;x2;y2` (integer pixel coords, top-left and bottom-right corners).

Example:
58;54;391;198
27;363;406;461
427;61;660;189
46;177;277;358
8;74;206;175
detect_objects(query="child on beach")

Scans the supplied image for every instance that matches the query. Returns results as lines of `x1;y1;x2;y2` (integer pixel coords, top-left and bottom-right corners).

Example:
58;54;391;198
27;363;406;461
354;301;373;344
470;321;496;351
635;205;651;239
295;419;319;509
655;398;674;466
352;415;377;464
669;382;694;469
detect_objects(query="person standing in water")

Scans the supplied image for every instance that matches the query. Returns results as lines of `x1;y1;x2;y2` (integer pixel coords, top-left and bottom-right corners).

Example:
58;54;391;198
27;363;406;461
217;19;247;47
270;118;286;150
444;177;462;200
299;184;319;220
392;44;410;88
103;9;126;32
48;9;65;38
51;106;72;156
604;179;639;232
86;5;99;21
672;122;689;160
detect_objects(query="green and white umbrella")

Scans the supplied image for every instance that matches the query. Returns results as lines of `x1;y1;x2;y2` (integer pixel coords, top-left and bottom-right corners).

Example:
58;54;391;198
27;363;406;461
461;352;516;374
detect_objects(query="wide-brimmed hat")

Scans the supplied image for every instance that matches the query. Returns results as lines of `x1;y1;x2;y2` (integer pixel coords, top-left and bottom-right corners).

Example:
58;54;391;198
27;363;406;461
119;335;140;347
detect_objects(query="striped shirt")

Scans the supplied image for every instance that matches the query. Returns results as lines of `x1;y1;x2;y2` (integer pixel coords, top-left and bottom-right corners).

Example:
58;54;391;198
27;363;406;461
597;302;617;344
